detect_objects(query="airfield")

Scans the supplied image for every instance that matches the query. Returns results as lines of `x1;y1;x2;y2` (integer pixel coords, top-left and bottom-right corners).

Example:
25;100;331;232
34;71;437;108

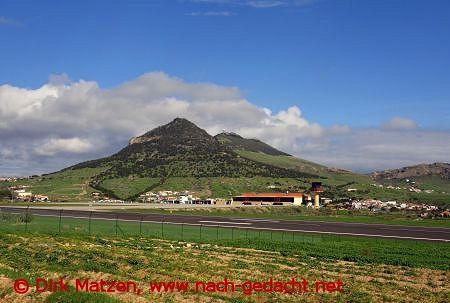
2;205;449;242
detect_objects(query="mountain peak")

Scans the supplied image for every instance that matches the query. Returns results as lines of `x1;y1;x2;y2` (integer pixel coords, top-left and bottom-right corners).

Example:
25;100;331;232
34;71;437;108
129;118;208;145
69;117;319;183
170;117;197;127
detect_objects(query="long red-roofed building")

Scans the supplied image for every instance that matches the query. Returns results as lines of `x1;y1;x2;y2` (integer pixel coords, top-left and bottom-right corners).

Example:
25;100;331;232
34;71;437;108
232;192;305;206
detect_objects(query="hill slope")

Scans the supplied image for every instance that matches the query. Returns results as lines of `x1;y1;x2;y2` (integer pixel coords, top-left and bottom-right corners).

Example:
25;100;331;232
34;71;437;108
371;163;450;180
53;118;330;199
370;163;450;198
69;118;318;180
4;118;448;205
215;132;290;156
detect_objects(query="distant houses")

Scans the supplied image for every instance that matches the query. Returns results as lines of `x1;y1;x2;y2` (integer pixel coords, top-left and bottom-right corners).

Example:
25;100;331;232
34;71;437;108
137;190;228;205
349;199;439;212
8;186;49;202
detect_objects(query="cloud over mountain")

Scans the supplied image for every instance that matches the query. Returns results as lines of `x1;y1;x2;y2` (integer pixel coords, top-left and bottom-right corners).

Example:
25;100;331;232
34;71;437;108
0;72;448;175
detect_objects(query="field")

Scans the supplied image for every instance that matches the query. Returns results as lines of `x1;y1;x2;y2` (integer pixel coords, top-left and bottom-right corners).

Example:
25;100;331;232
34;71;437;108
0;210;449;302
0;229;448;302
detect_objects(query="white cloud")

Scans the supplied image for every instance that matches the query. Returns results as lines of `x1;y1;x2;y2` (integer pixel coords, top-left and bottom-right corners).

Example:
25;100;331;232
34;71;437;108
382;117;417;130
34;138;94;156
245;1;285;8
0;148;15;158
186;11;234;16
0;72;448;175
0;72;321;174
189;0;317;8
296;128;450;172
327;125;351;135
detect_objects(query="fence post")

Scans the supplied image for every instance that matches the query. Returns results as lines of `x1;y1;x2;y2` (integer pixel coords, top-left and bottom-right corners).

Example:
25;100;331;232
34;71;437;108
59;209;62;233
139;216;143;236
88;211;92;235
25;206;29;232
115;215;118;237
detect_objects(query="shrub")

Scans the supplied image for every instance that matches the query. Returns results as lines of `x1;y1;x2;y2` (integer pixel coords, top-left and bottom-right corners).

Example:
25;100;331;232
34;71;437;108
18;213;33;223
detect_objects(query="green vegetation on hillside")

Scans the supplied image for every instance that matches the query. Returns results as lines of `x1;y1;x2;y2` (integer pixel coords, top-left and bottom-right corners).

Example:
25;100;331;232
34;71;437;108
1;167;107;201
72;118;319;181
98;176;313;200
99;177;161;200
235;149;328;174
2;119;448;206
215;132;290;156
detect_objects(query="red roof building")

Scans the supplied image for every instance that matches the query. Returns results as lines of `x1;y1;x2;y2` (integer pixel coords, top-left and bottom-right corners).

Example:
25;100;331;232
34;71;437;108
232;192;304;205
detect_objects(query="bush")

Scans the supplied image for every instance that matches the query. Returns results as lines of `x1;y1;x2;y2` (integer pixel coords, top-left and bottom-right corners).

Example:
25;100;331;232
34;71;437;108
0;212;15;222
0;188;11;199
18;213;33;223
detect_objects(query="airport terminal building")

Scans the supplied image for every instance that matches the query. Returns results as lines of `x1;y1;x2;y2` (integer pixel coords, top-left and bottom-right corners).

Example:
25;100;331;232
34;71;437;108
231;192;304;206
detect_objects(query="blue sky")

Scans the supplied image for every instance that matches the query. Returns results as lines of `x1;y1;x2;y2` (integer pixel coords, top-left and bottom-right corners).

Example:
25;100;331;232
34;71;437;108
1;0;449;174
2;0;449;128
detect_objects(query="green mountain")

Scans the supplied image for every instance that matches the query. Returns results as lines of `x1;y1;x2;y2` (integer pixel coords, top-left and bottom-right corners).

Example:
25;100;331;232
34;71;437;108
3;118;448;206
56;118;325;199
216;132;331;175
70;118;318;180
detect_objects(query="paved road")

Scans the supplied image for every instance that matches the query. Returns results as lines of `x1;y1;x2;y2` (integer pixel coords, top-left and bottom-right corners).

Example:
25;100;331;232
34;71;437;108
1;206;449;242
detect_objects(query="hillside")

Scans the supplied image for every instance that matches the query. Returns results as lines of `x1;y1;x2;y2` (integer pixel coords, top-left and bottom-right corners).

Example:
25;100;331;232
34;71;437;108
55;118;325;199
370;163;450;199
216;132;329;175
69;118;318;180
215;132;290;156
371;163;450;181
215;132;370;188
3;118;449;205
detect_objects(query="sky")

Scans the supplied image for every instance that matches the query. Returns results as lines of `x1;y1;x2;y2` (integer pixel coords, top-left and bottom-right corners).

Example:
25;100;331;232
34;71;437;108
0;0;449;175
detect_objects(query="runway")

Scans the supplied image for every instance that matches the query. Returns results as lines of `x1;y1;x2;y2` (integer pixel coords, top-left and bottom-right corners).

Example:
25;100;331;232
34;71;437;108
1;206;449;242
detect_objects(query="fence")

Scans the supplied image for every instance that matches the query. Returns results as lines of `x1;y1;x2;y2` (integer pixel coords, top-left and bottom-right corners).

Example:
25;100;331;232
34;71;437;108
0;207;328;244
1;207;449;271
